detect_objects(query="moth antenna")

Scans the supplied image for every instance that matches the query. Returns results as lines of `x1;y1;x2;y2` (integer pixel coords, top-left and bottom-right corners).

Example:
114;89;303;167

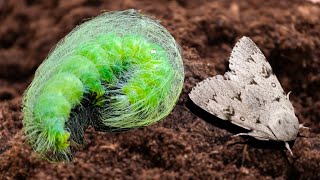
285;142;293;156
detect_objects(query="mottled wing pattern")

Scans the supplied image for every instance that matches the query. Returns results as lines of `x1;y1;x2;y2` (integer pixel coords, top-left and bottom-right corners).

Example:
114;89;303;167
189;36;293;131
190;75;259;130
227;37;286;103
226;37;294;114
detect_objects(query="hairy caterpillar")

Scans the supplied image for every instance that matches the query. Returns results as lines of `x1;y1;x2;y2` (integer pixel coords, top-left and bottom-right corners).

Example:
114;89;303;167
22;9;184;161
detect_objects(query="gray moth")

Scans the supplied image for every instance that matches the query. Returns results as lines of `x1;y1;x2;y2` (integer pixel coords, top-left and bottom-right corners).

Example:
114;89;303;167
189;36;305;155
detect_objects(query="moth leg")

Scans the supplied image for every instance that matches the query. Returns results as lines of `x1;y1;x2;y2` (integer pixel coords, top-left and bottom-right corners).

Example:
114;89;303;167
241;144;251;166
299;124;310;130
233;131;269;141
285;142;293;156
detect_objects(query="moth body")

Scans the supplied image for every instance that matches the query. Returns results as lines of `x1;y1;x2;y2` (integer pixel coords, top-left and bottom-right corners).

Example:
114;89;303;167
189;36;302;155
267;110;299;141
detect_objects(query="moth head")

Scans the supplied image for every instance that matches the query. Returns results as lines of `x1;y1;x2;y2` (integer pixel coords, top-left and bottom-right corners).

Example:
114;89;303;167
268;110;299;142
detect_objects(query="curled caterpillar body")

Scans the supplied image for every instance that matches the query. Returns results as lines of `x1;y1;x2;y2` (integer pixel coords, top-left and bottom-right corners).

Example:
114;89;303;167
22;10;184;161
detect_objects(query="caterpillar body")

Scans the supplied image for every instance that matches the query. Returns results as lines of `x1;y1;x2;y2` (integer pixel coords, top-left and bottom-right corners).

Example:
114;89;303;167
22;10;184;161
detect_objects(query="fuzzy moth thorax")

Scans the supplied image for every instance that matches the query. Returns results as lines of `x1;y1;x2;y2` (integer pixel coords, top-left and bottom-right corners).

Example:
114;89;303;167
268;110;299;142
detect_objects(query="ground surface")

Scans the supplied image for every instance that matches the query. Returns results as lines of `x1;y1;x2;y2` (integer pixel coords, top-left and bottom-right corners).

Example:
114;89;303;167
0;0;320;179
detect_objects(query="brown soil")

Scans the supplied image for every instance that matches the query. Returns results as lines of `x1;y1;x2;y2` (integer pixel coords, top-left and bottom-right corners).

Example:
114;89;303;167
1;0;320;179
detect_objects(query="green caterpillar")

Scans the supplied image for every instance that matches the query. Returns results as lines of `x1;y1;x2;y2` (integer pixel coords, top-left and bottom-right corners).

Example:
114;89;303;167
22;9;184;161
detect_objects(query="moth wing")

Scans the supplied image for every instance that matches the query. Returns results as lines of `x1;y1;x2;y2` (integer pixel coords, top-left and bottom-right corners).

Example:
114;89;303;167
189;36;298;140
189;75;266;131
227;36;288;103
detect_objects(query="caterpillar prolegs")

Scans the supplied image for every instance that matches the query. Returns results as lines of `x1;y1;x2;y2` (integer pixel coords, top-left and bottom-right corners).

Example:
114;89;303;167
22;10;184;161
